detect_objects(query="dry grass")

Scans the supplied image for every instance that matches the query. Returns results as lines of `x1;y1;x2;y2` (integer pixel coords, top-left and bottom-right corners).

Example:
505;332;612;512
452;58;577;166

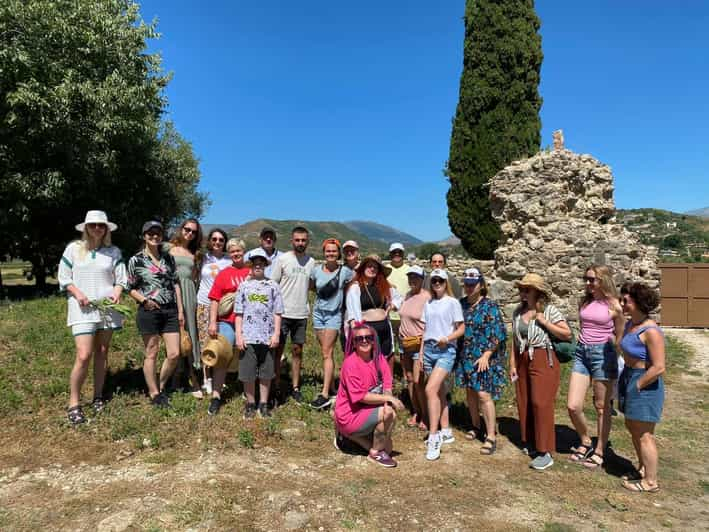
0;296;707;531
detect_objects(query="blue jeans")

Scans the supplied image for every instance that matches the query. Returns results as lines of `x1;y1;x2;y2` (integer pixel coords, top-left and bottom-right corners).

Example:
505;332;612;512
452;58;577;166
422;341;456;374
572;341;618;381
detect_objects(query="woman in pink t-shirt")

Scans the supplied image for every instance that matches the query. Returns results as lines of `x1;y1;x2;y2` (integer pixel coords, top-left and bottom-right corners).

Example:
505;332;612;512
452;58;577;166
334;322;405;467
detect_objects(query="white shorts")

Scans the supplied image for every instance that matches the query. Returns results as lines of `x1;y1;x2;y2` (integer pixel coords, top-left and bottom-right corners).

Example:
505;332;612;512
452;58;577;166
71;313;123;336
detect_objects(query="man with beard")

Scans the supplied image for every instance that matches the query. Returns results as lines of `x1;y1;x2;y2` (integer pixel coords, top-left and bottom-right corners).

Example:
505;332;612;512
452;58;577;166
270;226;315;402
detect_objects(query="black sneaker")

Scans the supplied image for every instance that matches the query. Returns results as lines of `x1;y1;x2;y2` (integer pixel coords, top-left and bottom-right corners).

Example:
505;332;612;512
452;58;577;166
291;388;303;403
91;396;106;414
310;394;333;410
151;392;170;409
208;397;222;416
257;403;271;418
243;402;257;419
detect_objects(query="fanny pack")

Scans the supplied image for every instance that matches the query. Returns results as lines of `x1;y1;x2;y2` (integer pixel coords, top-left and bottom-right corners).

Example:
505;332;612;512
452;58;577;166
401;335;422;353
317;267;341;299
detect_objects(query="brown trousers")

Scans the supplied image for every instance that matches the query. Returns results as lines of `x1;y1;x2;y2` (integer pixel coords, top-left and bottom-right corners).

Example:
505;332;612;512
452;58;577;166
515;347;561;454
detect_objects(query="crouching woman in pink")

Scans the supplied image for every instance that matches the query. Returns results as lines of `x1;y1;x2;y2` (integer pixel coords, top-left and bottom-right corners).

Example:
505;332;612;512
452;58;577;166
334;322;405;467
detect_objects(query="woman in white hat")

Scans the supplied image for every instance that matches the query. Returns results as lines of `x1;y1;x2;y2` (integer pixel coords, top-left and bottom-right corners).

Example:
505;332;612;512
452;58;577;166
58;210;127;424
511;273;571;471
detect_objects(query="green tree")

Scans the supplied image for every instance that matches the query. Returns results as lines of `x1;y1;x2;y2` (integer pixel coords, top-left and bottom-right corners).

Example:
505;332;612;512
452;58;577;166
0;0;207;289
445;0;543;258
662;234;682;249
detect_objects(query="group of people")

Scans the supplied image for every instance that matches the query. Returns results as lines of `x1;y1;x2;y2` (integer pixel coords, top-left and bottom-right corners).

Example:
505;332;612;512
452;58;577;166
60;211;666;492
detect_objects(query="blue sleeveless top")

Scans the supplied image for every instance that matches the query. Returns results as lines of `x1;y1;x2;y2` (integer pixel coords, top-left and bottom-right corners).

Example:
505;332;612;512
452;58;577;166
619;322;663;362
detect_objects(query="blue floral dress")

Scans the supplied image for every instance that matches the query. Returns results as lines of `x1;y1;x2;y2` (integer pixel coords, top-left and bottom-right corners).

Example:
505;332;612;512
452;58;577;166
455;296;507;400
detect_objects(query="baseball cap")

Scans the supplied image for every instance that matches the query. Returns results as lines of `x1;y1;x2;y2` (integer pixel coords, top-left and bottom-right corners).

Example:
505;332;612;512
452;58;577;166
463;267;483;285
142;220;163;234
389;242;405;253
430;268;448;281
343;240;359;249
259;226;276;239
406;265;424;277
247;248;272;265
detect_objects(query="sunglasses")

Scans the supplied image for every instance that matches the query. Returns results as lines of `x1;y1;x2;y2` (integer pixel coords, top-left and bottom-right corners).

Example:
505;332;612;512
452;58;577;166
261;235;274;241
583;276;598;284
621;297;631;305
146;231;162;237
354;334;375;344
87;223;106;229
183;227;198;234
431;278;446;285
518;287;529;293
210;237;225;243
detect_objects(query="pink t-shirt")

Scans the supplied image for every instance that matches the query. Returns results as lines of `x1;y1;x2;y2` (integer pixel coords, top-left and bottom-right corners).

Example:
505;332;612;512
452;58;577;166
335;352;393;436
398;290;430;338
579;299;614;344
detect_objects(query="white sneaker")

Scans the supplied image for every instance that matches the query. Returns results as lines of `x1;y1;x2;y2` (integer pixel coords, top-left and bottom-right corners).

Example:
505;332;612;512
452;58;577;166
426;434;441;461
203;378;213;395
440;429;455;445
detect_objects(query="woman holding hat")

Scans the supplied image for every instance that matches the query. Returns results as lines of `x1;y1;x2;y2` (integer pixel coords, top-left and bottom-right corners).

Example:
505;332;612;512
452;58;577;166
345;255;402;371
127;220;184;408
59;210;127;424
168;218;204;397
418;268;465;461
397;265;430;430
456;267;507;455
309;238;354;410
207;238;250;405
195;228;231;395
511;273;571;470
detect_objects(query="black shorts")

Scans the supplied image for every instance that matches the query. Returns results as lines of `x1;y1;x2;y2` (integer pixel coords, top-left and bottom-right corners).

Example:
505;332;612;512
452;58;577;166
279;317;307;346
239;344;275;382
136;305;179;335
369;319;393;358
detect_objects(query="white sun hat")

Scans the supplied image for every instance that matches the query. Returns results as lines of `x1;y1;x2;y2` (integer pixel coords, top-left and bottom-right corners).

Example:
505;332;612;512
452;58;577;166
75;210;117;232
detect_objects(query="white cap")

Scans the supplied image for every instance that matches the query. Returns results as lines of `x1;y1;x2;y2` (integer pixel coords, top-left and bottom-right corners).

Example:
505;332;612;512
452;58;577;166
343;240;359;249
463;267;483;284
389;242;405;252
406;265;424;277
247;248;272;265
430;268;448;281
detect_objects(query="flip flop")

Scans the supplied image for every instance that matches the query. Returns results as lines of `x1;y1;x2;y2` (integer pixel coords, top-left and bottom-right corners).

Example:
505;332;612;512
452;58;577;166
622;480;660;493
582;453;604;470
569;444;593;463
622;467;646;481
407;415;418;427
465;427;481;441
480;438;497;455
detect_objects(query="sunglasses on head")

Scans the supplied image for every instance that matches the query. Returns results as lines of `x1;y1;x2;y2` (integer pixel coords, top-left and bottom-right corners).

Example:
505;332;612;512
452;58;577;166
354;334;375;344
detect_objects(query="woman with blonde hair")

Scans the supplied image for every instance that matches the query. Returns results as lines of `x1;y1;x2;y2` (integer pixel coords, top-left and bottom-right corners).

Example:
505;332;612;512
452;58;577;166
59;211;127;424
567;265;625;469
511;273;571;470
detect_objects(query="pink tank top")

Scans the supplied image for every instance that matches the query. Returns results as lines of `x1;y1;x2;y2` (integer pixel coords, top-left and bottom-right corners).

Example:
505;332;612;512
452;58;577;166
579;299;614;344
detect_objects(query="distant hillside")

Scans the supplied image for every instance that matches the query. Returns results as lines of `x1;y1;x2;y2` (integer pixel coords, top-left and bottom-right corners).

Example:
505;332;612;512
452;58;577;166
686;206;709;218
344;221;423;246
616;208;709;261
203;219;389;258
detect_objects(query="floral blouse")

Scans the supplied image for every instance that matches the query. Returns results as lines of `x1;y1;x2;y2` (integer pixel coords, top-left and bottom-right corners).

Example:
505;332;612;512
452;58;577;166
127;250;178;305
455;296;507;400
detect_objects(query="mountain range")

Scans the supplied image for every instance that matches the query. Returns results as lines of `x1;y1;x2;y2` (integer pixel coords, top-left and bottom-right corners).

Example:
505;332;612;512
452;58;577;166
686;206;709;218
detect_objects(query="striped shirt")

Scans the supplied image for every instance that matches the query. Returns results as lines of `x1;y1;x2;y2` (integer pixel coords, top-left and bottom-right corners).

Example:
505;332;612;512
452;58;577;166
58;242;127;326
512;304;565;365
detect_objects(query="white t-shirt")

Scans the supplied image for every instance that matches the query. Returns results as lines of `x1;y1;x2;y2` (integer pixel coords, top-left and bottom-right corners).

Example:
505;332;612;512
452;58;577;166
269;251;315;319
196;254;233;306
422;295;464;345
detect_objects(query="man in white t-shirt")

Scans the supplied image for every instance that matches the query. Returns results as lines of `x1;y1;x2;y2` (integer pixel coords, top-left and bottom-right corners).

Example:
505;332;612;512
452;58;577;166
386;242;409;358
270;226;315;403
245;226;282;278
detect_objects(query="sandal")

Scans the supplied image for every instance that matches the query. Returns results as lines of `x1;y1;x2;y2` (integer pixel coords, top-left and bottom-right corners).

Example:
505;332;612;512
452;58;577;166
622;466;646;481
582;453;604;470
480;438;497;455
407;414;418;427
67;405;86;425
622;479;660;493
465;426;481;441
417;421;428;431
569;444;593;463
91;397;106;413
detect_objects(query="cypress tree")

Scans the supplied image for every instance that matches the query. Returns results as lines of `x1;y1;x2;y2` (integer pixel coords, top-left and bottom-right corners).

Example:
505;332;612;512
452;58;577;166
445;0;543;258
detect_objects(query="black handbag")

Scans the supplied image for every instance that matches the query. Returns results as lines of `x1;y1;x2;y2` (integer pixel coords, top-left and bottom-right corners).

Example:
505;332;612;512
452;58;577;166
317;267;341;299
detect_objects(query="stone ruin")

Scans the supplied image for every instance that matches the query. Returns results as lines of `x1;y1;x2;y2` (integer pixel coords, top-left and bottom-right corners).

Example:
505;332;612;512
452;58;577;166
482;132;660;321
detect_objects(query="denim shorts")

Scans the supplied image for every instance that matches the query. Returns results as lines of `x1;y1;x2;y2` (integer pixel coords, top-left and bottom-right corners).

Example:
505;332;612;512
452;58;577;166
312;308;342;330
218;321;236;346
618;367;664;423
572;341;618;380
422;340;456;374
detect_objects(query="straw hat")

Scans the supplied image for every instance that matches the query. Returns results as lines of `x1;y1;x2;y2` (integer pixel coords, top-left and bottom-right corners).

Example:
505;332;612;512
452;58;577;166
514;273;552;298
356;254;392;277
201;334;234;369
75;210;117;232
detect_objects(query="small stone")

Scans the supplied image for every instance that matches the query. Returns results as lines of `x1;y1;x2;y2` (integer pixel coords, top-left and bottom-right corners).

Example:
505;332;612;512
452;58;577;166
97;510;135;532
284;510;310;530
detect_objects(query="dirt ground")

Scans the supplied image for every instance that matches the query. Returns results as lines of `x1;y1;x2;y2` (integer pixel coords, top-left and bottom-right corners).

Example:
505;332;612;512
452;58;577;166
1;327;708;531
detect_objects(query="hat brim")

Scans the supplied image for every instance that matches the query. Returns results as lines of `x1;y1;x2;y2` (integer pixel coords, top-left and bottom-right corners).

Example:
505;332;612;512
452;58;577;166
75;222;117;232
514;280;551;296
357;256;391;277
246;256;271;266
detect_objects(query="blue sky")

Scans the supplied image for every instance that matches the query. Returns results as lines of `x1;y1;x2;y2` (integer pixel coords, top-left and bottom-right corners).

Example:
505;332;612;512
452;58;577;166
139;1;709;241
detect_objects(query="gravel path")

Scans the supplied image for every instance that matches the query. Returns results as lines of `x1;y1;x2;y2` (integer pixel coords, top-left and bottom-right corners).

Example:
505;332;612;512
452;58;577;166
664;328;709;377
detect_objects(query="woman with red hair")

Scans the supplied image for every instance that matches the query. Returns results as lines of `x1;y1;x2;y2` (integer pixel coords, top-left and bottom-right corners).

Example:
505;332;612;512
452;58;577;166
345;255;402;372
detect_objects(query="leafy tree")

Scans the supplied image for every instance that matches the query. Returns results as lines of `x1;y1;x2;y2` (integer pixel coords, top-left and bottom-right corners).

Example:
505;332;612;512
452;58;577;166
415;243;443;262
445;0;543;258
0;0;207;289
662;234;682;249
